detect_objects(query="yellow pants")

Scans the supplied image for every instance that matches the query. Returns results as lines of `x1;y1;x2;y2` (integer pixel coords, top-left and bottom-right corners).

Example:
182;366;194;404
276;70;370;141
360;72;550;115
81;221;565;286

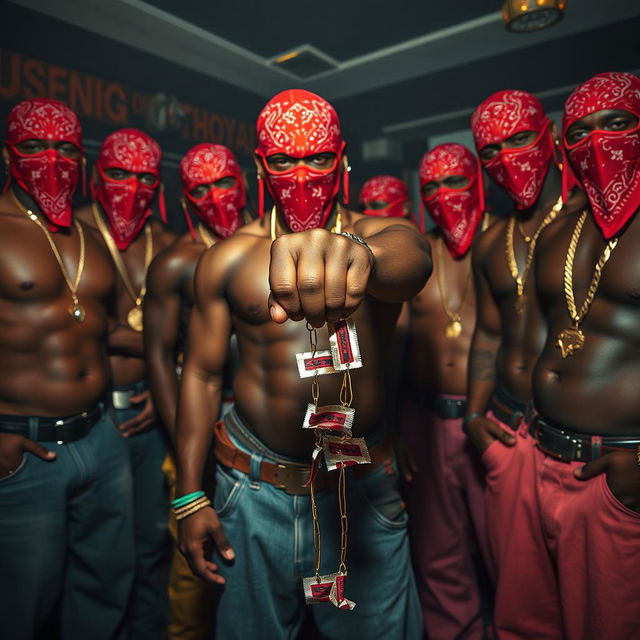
162;455;215;640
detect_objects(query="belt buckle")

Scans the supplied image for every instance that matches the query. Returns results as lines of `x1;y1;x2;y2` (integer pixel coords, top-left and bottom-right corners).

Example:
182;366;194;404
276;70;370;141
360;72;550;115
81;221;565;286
536;425;583;462
112;390;133;410
275;464;310;495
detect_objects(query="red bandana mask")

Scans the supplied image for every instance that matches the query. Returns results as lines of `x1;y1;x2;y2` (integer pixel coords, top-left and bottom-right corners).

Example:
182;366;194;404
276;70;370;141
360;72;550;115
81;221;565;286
563;72;640;239
358;175;409;217
471;90;555;210
93;128;162;250
419;143;485;258
256;89;346;232
180;143;245;240
5;99;83;230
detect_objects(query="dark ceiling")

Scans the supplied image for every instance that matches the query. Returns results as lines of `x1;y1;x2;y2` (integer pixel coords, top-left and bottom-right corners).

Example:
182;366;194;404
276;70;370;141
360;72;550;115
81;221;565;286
145;0;500;60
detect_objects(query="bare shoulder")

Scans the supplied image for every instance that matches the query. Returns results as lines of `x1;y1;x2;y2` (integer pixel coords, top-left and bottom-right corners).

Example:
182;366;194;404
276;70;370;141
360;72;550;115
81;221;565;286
472;216;506;265
148;232;202;292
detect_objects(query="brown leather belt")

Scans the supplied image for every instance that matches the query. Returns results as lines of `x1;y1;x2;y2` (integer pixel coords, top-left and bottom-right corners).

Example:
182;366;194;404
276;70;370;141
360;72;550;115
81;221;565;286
213;421;393;495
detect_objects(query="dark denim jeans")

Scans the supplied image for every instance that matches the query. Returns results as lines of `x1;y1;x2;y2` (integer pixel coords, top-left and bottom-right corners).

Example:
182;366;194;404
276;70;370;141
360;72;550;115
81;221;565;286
112;381;171;640
212;408;422;640
0;410;134;640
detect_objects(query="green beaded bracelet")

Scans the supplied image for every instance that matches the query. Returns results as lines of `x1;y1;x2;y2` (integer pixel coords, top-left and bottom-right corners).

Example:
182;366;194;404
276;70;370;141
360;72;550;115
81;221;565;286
172;490;205;509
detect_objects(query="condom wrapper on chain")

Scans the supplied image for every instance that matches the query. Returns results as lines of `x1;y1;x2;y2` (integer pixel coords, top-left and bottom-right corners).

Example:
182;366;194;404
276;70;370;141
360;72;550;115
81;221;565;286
302;403;355;436
323;436;371;471
303;445;324;488
303;572;356;610
328;318;362;371
296;350;338;378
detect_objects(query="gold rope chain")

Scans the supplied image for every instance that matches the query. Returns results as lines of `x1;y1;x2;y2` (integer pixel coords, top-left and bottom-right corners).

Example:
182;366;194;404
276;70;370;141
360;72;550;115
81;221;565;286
435;234;472;325
197;223;216;249
10;190;86;320
505;195;563;298
563;211;618;325
270;205;342;241
92;203;153;306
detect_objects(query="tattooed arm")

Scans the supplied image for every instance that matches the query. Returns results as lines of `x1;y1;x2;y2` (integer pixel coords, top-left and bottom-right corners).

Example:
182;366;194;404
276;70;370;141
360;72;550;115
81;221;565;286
464;231;515;451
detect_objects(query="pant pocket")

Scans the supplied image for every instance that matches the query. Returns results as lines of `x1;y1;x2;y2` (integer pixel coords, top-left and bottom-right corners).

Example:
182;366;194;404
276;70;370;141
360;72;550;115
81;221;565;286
356;461;408;530
213;465;247;518
0;453;29;485
601;474;640;521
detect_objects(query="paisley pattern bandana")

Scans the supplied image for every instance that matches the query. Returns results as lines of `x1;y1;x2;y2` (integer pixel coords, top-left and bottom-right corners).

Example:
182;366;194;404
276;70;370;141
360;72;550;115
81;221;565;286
255;89;346;232
471;89;554;210
180;143;245;239
419;143;485;258
358;175;409;217
5;99;83;229
563;72;640;239
94;128;162;250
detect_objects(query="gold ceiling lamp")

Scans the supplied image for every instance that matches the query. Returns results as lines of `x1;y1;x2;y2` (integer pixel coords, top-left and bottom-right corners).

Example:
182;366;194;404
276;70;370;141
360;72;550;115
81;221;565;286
502;0;566;33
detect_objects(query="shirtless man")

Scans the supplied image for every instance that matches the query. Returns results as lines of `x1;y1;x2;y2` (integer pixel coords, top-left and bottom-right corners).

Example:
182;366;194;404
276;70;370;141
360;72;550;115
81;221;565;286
175;89;430;639
144;143;250;640
485;71;640;640
359;174;411;218
398;143;492;640
0;99;134;639
76;128;175;639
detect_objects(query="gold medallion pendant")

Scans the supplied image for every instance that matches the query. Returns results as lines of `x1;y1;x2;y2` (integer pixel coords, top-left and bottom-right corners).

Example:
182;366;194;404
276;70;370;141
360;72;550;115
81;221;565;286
127;306;144;332
445;319;462;339
556;327;585;359
69;303;86;323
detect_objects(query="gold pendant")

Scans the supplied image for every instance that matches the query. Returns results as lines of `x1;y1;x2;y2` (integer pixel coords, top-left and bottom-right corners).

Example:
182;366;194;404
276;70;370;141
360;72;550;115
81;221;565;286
445;320;462;339
556;327;585;359
69;303;86;323
127;306;144;332
514;293;528;315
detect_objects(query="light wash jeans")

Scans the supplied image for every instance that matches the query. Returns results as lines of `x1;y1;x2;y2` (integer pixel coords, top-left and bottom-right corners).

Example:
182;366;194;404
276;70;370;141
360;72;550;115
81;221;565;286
212;407;422;640
112;380;171;640
0;408;135;640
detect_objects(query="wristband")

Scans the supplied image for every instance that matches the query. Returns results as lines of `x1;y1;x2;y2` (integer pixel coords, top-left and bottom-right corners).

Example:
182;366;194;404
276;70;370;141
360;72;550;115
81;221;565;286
172;490;205;509
463;412;483;428
340;232;376;271
636;444;640;468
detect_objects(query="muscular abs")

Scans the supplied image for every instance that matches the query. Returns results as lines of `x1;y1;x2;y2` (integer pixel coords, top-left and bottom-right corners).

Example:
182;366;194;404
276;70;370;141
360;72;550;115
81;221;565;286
0;207;114;416
533;211;640;435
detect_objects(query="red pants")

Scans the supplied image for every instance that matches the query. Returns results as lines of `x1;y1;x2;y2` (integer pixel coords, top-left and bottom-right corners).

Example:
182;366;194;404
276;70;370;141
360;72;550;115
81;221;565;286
484;411;640;640
400;398;492;640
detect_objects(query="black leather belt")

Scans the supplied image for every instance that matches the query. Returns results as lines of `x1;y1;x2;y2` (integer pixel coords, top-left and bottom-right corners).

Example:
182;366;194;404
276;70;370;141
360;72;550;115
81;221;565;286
488;383;529;429
0;406;103;444
407;388;467;419
529;415;640;463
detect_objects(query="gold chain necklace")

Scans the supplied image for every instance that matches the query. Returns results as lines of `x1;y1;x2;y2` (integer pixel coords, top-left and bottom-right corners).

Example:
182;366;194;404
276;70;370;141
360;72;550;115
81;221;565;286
556;211;618;358
197;223;216;249
435;235;472;339
270;205;342;241
505;195;563;315
92;203;153;332
10;190;86;322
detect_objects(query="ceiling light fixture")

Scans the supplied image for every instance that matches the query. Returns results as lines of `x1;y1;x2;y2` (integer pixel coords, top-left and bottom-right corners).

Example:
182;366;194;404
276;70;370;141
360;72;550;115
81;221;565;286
502;0;566;33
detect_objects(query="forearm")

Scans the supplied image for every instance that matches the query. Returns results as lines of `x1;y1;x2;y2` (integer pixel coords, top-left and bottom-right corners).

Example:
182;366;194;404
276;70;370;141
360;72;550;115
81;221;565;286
466;328;500;416
175;368;222;495
148;351;179;442
108;324;144;357
365;225;432;303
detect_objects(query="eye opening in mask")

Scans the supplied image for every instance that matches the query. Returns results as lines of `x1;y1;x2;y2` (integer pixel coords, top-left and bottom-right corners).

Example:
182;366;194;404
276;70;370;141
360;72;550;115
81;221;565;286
423;174;474;201
482;121;551;165
11;139;82;160
261;151;339;176
100;165;159;188
564;109;640;149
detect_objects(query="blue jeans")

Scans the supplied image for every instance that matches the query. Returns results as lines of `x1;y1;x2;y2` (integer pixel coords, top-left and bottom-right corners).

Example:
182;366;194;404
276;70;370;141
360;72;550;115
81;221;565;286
212;408;422;639
0;409;134;640
112;380;171;640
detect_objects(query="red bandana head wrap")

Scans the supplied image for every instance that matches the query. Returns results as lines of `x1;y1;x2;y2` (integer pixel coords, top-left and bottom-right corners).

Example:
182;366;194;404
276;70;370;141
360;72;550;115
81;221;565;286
358;175;409;217
180;143;245;240
255;89;346;232
563;72;640;239
471;90;555;210
93;128;162;250
419;143;485;258
5;98;83;229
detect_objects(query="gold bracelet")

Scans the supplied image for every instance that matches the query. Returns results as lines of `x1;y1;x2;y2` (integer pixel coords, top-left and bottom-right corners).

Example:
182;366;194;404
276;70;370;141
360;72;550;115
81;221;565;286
173;496;210;516
174;500;212;521
636;444;640;468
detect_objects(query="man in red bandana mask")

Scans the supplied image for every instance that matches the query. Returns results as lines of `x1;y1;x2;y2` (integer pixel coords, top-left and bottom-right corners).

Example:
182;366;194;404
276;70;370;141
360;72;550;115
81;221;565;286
480;71;640;640
145;142;252;640
392;142;492;639
0;100;136;638
359;175;411;218
174;88;430;639
76;127;175;639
